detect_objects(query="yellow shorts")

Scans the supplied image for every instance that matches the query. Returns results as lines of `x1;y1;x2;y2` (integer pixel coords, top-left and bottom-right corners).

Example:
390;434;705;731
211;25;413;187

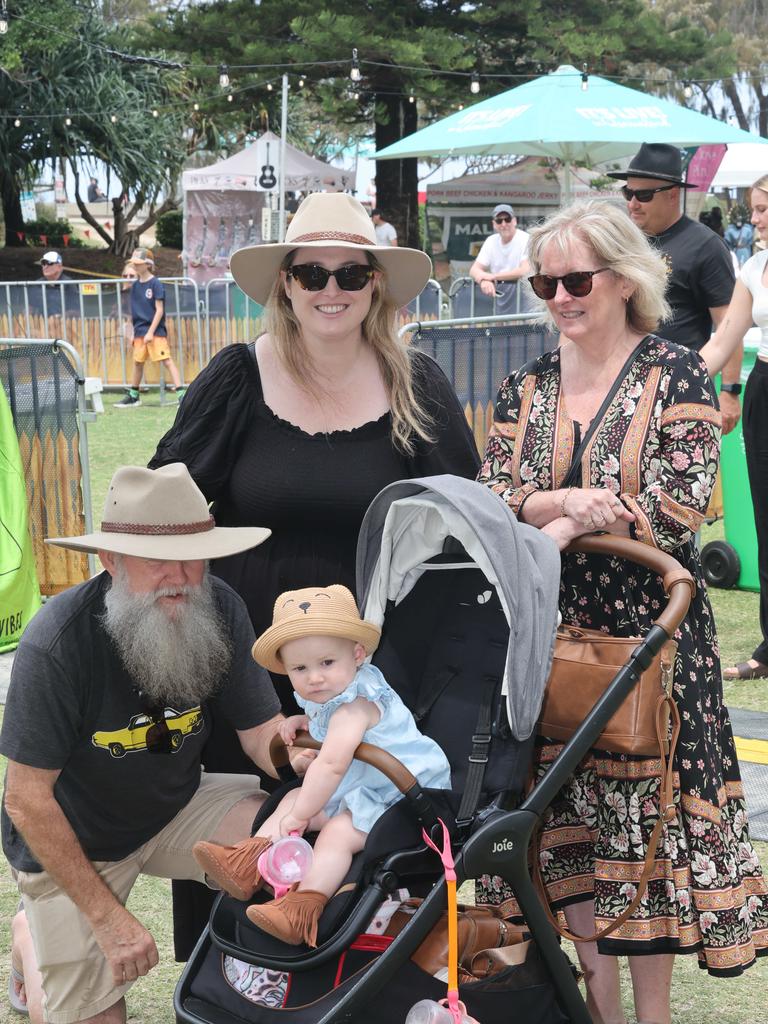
132;335;170;363
16;772;264;1023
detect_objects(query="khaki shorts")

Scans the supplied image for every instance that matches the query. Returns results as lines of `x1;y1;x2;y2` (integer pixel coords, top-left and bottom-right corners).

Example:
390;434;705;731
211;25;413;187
16;772;263;1023
132;335;170;363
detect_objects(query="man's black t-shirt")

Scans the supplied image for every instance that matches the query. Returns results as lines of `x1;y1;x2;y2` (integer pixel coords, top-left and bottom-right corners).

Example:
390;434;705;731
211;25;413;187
650;214;735;351
0;573;280;871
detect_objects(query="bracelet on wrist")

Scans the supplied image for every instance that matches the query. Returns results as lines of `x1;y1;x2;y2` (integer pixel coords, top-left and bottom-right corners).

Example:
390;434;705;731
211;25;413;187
560;486;574;518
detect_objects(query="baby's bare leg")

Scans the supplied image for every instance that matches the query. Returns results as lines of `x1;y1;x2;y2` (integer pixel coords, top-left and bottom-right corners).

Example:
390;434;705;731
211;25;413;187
298;811;366;897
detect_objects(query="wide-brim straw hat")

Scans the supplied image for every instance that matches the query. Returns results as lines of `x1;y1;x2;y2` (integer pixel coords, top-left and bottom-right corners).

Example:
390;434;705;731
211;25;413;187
229;192;432;307
46;463;271;560
253;584;381;675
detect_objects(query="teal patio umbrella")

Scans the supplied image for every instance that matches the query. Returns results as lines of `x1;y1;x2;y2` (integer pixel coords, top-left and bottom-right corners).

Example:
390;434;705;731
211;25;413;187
375;65;767;196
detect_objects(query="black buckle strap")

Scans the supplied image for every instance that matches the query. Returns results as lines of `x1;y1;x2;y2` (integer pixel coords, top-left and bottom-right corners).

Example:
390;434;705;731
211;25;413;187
455;680;496;828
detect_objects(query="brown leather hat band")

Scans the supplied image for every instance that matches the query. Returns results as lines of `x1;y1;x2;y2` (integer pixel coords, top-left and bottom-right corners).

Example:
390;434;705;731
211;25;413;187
290;230;372;245
101;516;215;536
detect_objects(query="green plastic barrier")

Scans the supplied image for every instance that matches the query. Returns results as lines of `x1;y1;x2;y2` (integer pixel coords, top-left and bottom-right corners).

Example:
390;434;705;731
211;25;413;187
0;385;41;650
705;334;759;590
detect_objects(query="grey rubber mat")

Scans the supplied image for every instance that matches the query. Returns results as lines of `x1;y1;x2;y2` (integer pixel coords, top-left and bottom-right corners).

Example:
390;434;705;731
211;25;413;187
737;760;768;841
730;707;768;742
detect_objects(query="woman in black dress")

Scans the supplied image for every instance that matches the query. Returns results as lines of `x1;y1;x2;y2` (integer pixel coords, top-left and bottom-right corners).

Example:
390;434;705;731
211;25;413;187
150;192;479;957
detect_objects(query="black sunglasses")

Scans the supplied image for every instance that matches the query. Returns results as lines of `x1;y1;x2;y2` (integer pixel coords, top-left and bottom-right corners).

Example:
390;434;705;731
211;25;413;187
528;268;610;300
493;215;512;224
41;260;60;267
620;183;676;203
134;690;175;754
287;263;374;292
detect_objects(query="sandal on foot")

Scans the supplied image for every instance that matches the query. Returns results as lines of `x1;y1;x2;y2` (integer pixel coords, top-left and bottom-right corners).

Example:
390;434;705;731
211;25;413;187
9;965;28;1015
723;661;768;681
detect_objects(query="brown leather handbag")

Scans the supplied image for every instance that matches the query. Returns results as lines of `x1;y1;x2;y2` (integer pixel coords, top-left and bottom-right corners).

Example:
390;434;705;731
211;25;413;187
539;628;678;756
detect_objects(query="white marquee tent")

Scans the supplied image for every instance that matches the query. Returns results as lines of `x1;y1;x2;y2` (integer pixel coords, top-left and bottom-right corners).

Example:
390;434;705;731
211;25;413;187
181;132;351;285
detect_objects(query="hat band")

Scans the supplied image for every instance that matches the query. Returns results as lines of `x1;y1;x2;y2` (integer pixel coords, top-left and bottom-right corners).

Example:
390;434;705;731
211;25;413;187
290;230;373;245
101;515;215;536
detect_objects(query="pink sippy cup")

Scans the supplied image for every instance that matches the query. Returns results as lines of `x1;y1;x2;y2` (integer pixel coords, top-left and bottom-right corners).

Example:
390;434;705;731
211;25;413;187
257;833;313;898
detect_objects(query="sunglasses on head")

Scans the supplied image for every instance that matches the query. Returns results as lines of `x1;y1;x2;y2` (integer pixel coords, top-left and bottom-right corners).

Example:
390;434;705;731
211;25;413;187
493;215;512;224
620;183;676;203
287;263;374;292
528;267;610;300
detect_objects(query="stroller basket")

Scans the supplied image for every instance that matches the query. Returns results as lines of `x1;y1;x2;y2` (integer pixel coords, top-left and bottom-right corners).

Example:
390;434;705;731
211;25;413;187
175;479;693;1024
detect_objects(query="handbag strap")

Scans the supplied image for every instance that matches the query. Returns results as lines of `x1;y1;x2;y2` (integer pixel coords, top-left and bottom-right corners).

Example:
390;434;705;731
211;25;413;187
561;336;649;490
532;694;681;944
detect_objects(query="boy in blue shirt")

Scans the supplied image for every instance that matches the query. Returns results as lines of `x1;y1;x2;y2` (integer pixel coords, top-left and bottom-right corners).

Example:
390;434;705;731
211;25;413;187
116;248;184;408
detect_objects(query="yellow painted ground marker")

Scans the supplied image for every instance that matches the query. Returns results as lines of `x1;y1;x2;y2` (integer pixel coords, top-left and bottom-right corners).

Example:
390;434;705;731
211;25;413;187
734;736;768;766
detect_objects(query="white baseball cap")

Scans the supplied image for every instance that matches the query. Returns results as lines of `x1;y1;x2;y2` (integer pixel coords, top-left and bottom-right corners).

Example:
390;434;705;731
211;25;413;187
39;251;63;265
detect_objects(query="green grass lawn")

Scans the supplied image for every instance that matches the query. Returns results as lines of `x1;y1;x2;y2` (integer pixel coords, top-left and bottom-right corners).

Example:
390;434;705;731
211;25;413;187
1;398;766;1020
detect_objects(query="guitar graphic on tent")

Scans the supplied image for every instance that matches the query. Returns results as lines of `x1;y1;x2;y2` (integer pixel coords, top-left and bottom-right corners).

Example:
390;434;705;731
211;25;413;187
259;142;277;190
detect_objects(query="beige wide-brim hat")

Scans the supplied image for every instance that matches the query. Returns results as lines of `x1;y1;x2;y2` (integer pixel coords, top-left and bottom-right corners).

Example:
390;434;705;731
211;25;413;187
229;192;432;308
253;584;381;675
46;463;271;560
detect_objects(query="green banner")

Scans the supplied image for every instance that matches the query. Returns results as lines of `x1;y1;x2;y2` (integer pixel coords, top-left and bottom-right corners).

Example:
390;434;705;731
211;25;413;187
0;386;41;652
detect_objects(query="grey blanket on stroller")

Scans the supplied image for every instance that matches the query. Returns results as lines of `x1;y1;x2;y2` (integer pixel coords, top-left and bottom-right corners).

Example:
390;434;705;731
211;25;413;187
356;475;561;741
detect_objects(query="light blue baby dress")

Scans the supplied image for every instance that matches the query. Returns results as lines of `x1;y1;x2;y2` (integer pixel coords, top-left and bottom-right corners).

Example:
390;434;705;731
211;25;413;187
295;663;451;833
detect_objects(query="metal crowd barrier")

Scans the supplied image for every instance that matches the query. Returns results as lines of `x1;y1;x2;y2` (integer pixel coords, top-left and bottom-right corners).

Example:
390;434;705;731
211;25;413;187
0;338;95;591
401;312;556;452
447;277;536;319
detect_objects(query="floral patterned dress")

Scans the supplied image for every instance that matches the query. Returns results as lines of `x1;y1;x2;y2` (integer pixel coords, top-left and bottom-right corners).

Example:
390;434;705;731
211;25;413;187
475;335;768;976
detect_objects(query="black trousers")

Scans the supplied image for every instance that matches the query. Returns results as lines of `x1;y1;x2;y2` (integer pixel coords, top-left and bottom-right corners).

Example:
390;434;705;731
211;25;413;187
742;357;768;664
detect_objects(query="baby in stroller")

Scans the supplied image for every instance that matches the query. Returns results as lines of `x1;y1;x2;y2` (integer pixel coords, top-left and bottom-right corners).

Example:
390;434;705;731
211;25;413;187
193;584;452;947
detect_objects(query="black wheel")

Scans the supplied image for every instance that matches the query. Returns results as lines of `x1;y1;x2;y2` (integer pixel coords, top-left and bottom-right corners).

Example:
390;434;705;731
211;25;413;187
701;540;740;589
169;731;183;751
109;742;126;758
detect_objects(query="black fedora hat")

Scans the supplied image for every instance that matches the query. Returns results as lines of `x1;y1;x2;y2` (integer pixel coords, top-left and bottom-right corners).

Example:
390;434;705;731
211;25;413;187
606;143;696;188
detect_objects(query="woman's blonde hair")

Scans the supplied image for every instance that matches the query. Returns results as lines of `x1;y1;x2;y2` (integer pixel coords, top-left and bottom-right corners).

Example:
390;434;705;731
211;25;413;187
527;199;671;335
264;252;434;455
750;175;768;197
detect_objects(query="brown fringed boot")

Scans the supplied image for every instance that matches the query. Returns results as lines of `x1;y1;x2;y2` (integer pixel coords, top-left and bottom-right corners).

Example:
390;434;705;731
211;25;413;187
192;835;272;901
246;888;329;947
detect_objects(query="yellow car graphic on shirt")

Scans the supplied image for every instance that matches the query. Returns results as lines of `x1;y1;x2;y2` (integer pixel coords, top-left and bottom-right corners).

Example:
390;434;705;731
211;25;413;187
92;706;204;758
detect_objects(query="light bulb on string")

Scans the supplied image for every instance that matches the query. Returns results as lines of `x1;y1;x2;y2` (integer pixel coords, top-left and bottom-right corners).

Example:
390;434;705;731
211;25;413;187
152;109;159;118
458;103;464;111
219;65;230;89
350;48;361;82
580;64;589;92
227;94;233;102
193;102;200;111
110;114;118;123
267;82;273;91
298;77;305;88
64;108;72;127
14;118;20;128
683;83;693;99
470;73;480;95
408;93;415;103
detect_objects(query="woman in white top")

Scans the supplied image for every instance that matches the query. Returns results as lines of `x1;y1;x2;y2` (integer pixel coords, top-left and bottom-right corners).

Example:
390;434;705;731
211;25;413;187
700;173;768;679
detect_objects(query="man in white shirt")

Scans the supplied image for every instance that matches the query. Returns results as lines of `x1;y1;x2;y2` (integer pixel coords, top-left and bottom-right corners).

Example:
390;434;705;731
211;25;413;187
371;209;398;247
470;203;531;312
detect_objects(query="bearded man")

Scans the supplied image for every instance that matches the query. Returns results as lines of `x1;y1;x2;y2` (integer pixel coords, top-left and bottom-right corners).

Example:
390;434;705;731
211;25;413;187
1;464;288;1024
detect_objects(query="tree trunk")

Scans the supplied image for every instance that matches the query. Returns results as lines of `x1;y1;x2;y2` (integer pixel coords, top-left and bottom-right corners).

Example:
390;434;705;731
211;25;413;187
374;94;420;250
723;78;750;132
0;170;27;247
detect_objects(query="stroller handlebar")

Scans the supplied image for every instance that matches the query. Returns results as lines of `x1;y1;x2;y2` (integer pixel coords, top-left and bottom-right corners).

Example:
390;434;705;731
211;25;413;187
565;534;695;637
268;731;421;794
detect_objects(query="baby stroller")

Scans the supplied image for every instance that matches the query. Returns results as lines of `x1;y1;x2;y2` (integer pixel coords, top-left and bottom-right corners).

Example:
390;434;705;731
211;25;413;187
175;476;693;1024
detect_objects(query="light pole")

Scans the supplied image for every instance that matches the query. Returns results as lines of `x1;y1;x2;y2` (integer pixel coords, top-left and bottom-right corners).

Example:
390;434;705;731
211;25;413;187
278;74;288;241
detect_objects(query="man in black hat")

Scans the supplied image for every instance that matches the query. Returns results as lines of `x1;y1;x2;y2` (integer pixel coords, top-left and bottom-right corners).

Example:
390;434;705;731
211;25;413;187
608;143;742;433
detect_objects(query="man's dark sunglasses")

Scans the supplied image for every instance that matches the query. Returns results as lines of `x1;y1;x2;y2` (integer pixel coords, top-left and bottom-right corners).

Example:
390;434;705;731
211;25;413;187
40;260;59;267
493;215;512;224
287;263;374;292
528;267;610;300
621;183;676;203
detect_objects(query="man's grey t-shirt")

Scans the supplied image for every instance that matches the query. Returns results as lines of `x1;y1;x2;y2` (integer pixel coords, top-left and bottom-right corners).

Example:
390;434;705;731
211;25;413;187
0;573;280;871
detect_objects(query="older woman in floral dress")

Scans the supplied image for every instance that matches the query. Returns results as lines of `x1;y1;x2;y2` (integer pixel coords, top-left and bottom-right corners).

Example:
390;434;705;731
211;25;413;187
476;200;768;1024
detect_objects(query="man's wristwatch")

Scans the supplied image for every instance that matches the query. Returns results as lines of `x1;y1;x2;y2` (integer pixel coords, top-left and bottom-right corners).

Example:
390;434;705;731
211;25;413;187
720;382;742;395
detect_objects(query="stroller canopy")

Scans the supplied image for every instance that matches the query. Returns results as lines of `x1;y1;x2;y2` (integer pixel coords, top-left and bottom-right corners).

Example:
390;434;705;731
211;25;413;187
356;476;561;741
